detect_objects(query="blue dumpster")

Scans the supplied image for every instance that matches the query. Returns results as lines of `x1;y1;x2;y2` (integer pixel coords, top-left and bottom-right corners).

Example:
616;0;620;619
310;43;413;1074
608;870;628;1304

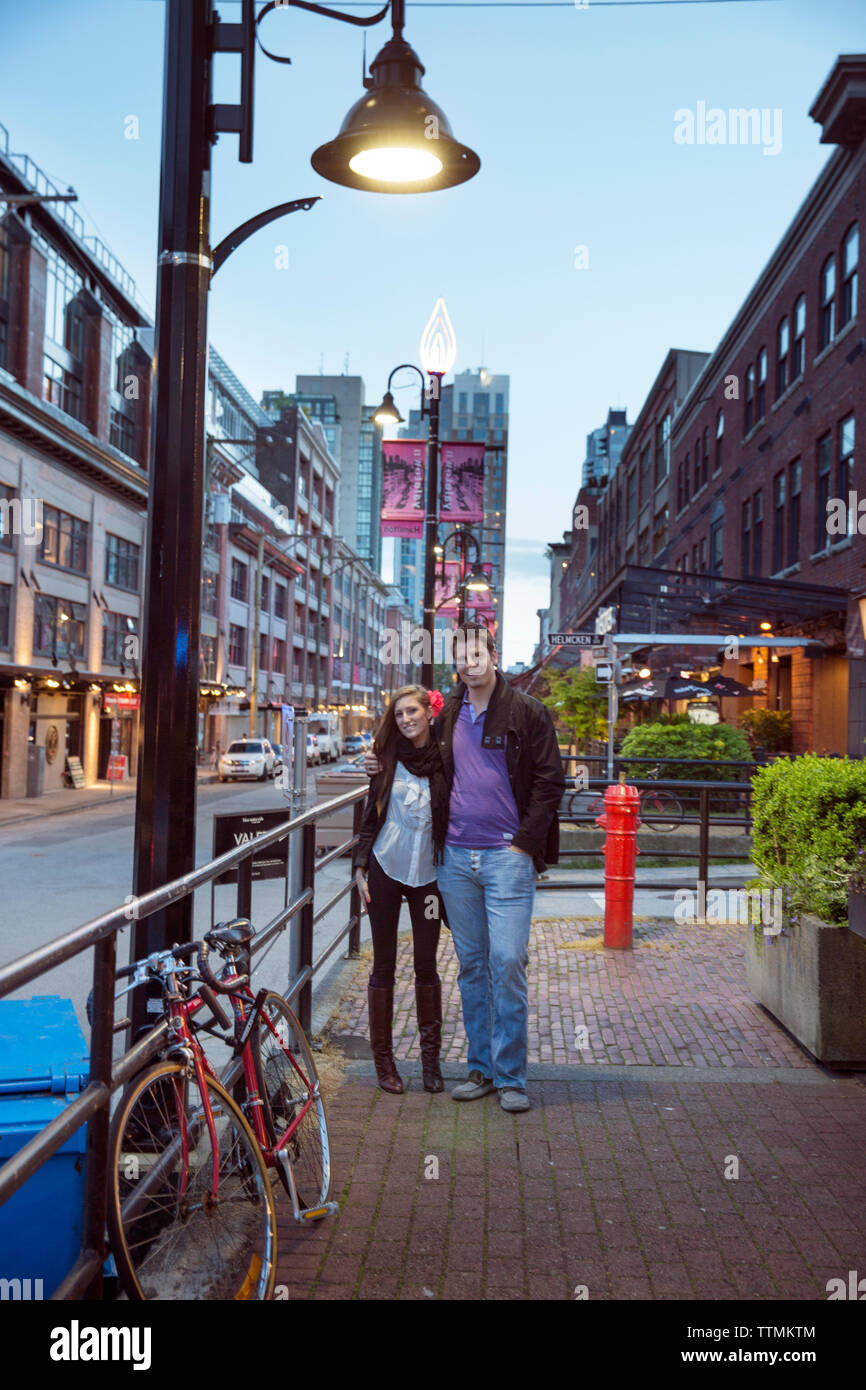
0;996;89;1299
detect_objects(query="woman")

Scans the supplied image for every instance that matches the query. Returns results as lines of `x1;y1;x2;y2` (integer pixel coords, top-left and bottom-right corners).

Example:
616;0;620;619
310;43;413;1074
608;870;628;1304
353;685;449;1095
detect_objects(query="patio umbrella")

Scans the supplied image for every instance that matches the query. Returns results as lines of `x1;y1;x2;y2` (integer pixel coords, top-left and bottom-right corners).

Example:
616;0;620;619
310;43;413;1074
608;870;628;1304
620;674;755;702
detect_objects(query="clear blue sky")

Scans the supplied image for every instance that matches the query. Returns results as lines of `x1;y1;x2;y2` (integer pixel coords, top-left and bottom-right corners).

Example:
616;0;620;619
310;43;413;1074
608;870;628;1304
2;0;864;665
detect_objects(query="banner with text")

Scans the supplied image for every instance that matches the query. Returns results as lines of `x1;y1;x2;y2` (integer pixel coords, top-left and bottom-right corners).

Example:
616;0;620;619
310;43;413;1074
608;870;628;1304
381;439;426;537
439;441;484;524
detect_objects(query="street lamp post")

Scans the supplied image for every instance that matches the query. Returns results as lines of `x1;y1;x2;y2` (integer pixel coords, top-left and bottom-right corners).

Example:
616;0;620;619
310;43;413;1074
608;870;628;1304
131;1;478;1036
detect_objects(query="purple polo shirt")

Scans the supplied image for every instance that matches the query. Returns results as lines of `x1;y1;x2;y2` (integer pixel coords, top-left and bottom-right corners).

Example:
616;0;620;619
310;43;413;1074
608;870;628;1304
445;691;520;849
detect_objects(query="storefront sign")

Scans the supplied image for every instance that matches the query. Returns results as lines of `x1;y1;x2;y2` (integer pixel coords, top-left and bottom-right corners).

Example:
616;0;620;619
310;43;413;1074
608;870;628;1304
106;753;127;781
103;693;140;712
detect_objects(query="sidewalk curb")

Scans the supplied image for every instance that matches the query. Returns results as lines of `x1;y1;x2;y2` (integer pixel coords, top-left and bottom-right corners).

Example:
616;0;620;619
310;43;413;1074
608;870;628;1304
340;1058;842;1085
0;771;225;827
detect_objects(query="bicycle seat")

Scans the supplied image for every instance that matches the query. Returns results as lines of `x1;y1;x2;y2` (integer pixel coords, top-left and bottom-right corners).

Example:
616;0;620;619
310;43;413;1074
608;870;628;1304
208;918;255;950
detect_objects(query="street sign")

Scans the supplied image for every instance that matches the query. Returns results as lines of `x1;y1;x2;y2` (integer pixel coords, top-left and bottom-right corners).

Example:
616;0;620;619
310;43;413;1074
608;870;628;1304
548;632;606;649
595;662;614;683
213;809;290;885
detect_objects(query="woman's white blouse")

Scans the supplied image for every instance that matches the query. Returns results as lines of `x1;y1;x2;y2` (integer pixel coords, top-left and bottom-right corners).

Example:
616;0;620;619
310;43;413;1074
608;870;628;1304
371;760;436;887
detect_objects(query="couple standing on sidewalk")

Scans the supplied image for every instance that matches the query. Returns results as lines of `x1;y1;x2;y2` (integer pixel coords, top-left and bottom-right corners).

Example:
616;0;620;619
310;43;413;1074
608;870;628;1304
352;623;565;1113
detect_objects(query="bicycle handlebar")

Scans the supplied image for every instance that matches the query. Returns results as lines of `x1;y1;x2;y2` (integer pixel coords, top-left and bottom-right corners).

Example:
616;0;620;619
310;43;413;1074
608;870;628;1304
196;938;249;996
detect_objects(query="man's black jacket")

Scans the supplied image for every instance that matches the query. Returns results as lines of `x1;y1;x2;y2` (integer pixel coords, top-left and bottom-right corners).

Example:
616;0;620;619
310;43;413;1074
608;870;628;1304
355;671;566;875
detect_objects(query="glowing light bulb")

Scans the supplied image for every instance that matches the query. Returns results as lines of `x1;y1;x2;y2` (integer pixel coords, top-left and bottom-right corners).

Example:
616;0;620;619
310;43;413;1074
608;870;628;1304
349;148;442;184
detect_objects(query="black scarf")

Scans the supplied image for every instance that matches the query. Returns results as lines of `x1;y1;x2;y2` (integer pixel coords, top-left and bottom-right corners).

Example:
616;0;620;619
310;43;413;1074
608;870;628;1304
394;732;450;865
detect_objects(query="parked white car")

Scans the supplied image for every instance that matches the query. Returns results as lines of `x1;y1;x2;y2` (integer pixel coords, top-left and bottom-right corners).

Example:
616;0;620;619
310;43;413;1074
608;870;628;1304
218;738;276;782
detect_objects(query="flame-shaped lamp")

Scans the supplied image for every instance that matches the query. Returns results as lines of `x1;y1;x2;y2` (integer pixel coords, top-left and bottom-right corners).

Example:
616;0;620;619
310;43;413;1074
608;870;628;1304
419;297;457;376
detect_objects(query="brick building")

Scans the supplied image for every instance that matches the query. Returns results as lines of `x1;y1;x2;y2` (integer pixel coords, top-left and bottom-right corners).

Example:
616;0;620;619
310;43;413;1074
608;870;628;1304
546;55;864;754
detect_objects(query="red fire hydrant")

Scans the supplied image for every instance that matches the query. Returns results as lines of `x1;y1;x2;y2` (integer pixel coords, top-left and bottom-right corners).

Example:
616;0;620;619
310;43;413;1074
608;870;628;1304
596;774;641;949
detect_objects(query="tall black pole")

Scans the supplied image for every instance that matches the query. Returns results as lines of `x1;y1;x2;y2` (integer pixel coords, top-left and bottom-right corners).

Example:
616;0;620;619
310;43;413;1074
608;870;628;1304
130;0;213;1035
421;373;442;688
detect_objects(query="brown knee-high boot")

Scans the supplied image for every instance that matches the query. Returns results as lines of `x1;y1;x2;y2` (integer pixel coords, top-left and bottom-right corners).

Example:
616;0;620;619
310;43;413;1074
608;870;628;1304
415;976;444;1093
368;982;403;1094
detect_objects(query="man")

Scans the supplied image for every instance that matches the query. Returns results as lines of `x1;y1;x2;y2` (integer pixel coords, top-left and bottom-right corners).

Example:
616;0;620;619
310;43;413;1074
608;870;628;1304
367;622;565;1112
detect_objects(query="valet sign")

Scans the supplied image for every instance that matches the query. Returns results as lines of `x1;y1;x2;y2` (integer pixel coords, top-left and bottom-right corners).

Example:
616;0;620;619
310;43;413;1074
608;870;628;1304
103;692;140;712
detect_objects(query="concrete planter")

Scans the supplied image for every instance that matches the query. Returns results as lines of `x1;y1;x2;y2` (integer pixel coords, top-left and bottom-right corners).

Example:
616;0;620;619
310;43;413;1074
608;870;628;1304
745;912;866;1067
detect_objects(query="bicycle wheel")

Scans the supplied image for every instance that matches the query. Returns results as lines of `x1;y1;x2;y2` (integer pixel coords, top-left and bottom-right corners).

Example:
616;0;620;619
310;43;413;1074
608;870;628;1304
252;991;332;1210
107;1061;277;1300
566;790;603;829
641;790;682;832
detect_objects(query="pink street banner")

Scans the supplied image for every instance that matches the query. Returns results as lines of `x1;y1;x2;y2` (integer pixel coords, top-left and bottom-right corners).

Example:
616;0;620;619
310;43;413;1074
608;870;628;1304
439;441;484;524
434;561;461;615
381;439;426;537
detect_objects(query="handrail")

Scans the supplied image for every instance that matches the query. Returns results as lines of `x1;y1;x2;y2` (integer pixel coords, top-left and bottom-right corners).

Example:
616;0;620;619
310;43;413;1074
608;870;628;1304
0;782;368;1301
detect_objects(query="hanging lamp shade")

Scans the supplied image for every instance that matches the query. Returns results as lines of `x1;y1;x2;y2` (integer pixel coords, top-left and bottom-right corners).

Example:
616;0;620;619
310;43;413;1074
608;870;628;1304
311;3;480;194
373;390;404;425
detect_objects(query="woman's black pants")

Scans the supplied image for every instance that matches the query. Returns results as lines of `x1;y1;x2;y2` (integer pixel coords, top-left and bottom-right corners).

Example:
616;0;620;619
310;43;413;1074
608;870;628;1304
366;852;443;987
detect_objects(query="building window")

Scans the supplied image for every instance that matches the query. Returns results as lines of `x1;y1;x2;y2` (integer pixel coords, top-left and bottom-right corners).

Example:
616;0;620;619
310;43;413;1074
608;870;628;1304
105;533;140;591
702;427;710;488
274;583;287;619
0;223;9;371
792;294;806;379
626;468;636;527
229;623;246;667
230;557;248;603
273;637;286;674
819;255;835;350
710;517;724;575
756;347;767;421
42;246;85;422
260;574;270;611
639;443;651;495
200;633;217;681
714;409;724;474
752;490;763;576
776;318;789;398
654;414;671;485
39;505;88;573
0;581;10;647
684;454;690;508
653;505;668;556
815;432;832;550
772;470;786;573
495;392;504;413
473;393;489;416
741;499;751;577
458;393;467;412
103;610;138;666
842;224;859;327
43;355;83;421
788;458;801;568
33;594;86;659
201;571;218;616
744;364;755;434
259;631;269;672
699;536;707;573
109;410;136;458
838;414;855;536
693;438;701;494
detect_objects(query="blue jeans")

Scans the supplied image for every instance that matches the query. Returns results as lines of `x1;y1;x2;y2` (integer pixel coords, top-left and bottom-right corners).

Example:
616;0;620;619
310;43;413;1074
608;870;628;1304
436;844;536;1090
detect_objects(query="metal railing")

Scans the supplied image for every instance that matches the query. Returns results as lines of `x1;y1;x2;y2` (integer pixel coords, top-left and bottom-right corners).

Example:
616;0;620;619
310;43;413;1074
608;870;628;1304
549;753;759;891
0;782;368;1302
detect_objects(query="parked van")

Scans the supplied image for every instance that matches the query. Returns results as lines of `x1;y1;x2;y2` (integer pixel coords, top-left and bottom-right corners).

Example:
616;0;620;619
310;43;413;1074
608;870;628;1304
307;713;342;762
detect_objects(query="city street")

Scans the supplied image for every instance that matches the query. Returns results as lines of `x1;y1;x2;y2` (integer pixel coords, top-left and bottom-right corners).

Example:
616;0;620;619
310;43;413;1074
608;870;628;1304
0;763;371;1033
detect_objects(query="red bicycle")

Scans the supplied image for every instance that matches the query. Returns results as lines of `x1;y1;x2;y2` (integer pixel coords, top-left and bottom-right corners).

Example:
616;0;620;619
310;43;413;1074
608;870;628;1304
106;919;335;1300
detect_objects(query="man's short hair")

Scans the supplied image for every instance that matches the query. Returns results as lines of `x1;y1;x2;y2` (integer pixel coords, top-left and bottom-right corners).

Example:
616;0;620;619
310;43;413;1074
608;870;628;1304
453;622;496;656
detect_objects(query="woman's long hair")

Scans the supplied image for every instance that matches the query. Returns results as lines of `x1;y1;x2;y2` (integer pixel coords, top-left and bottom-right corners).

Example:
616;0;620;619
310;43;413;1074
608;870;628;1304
373;685;433;817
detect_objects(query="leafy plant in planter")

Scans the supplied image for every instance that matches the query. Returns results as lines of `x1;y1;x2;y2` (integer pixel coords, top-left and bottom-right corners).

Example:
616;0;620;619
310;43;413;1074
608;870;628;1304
749;754;866;925
738;707;792;754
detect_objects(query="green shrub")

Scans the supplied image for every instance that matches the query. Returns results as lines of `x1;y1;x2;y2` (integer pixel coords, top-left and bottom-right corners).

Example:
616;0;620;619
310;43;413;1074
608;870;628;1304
750;754;866;925
619;721;752;782
738;708;792;753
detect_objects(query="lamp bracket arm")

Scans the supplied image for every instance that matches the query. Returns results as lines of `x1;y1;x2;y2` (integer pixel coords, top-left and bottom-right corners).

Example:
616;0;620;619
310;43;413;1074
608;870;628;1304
257;0;390;68
211;197;321;276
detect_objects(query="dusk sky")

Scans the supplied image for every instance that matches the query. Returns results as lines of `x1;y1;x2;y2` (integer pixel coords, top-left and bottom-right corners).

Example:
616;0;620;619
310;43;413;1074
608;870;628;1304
2;0;864;664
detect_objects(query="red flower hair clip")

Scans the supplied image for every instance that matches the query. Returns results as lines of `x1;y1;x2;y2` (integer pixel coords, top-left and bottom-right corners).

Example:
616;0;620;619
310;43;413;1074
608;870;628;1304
427;689;444;717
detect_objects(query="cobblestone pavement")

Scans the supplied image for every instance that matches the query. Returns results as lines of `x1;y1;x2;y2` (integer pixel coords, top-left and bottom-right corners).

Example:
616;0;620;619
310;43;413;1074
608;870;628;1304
274;917;866;1300
328;916;811;1070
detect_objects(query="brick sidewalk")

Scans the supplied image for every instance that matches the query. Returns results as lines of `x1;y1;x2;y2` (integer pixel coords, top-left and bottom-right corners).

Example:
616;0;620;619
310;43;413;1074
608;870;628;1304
275;917;866;1300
